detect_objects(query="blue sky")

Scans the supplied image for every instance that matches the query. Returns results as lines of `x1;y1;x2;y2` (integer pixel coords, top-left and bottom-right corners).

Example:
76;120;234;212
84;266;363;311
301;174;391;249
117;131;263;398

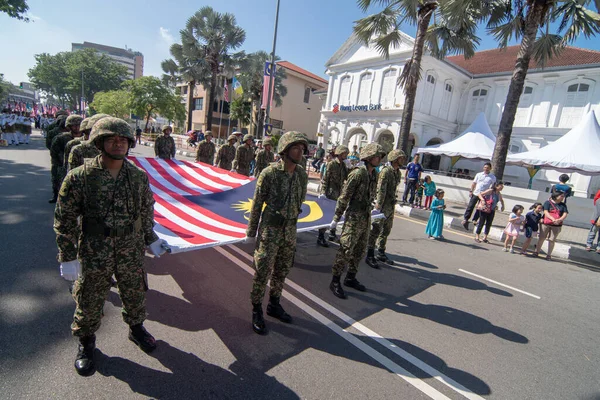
1;0;600;85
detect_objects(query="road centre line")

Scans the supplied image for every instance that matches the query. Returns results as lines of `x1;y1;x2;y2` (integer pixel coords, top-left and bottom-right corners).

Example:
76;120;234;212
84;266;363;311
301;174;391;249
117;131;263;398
225;245;486;400
458;269;541;300
214;246;451;400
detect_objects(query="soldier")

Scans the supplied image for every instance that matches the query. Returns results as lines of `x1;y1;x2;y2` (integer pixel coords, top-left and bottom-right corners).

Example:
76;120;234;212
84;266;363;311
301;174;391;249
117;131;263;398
195;130;216;165
49;115;83;203
317;145;349;247
45;110;70;150
246;131;309;335
328;143;384;299
366;149;406;268
216;134;237;171
54;117;169;376
64;118;90;171
253;137;275;177
232;134;255;176
68;114;109;171
154;125;176;160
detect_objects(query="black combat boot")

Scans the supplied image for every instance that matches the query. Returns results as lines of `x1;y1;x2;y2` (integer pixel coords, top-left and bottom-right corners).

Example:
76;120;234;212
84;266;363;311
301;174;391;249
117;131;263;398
365;248;380;269
266;295;292;323
317;232;329;248
327;228;338;242
329;275;347;299
375;249;393;265
48;190;58;204
252;303;267;335
74;335;96;376
128;324;157;353
344;272;366;292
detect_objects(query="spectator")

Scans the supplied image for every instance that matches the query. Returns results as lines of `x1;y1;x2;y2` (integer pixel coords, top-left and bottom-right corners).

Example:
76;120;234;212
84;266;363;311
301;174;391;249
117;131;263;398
312;142;326;172
521;202;544;255
474;181;505;243
585;196;600;253
551;174;573;203
320;154;332;180
425;189;446;240
534;192;569;261
503;205;525;253
135;127;142;144
462;162;496;230
349;145;359;160
423;175;437;210
402;154;423;205
594;189;600;205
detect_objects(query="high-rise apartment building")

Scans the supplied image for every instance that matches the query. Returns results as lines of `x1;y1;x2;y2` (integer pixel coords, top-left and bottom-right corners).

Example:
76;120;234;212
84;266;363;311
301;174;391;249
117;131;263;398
71;41;143;80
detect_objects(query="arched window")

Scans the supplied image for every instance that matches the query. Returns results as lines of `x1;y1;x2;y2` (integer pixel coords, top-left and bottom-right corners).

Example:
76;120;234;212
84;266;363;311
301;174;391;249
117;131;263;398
380;69;397;108
440;83;453;119
514;86;534;126
357;73;372;104
467;88;488;121
560;82;590;127
338;76;351;105
422;74;436;114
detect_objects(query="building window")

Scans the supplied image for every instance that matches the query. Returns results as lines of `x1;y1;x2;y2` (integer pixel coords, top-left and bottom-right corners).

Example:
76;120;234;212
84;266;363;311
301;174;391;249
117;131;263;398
514;86;534;126
304;87;311;103
338;76;351;105
467;88;488;121
560;83;590;127
194;97;203;111
421;74;436;114
381;69;397;108
357;73;372;105
182;86;188;95
510;144;521;153
440;83;453;118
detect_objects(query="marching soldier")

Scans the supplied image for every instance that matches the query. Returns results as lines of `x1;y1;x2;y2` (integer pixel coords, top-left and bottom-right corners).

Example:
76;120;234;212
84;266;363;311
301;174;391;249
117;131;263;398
216;134;237;171
68;114;109;171
54;117;169;376
154;125;176;160
246;131;309;335
232;134;255;176
328;143;384;299
195;130;216;165
253;137;275;177
317;145;349;247
64;118;90;170
46;111;70;149
49;115;83;203
366;149;406;268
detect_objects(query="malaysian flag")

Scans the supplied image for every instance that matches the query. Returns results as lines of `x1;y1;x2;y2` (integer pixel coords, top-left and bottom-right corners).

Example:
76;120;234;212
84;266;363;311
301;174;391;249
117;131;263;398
261;62;276;109
223;80;229;103
128;157;351;254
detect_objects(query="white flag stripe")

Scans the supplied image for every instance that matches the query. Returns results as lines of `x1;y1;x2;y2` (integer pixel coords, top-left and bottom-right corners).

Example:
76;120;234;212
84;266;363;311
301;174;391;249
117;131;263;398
137;158;207;196
154;158;220;193
150;184;246;234
178;159;253;185
153;222;192;248
172;160;238;192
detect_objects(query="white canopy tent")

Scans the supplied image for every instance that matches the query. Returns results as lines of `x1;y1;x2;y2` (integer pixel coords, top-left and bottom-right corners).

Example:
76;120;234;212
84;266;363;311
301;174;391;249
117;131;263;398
416;112;496;160
506;110;600;175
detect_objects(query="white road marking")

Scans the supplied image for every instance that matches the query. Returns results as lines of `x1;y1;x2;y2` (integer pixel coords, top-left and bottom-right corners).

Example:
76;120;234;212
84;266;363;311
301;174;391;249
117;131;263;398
458;269;541;300
225;245;485;400
214;246;452;400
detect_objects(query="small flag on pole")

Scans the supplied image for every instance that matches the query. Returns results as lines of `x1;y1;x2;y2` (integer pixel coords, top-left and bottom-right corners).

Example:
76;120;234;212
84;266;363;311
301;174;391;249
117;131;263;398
224;80;229;103
232;77;243;96
261;62;276;110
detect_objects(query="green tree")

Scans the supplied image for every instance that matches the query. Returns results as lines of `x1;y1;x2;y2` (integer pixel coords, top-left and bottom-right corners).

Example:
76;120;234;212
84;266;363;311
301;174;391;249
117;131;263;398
123;76;182;131
0;73;17;103
229;96;252;132
90;90;132;118
0;0;29;21
354;0;484;154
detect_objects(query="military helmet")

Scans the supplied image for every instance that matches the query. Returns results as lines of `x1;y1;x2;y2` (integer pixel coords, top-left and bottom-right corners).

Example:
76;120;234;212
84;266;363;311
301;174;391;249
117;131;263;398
334;145;349;156
387;149;406;163
89;117;136;149
243;134;254;143
162;124;172;133
56;114;68;128
204;130;213;137
360;143;385;161
227;134;237;142
55;110;69;118
86;113;110;130
79;118;90;132
262;138;273;147
65;115;83;128
277;131;309;155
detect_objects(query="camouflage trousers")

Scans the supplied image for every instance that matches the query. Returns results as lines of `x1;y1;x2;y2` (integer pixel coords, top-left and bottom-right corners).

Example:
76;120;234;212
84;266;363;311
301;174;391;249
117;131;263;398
236;167;251;177
51;165;65;194
368;212;395;251
250;224;297;304
332;212;370;277
72;237;147;337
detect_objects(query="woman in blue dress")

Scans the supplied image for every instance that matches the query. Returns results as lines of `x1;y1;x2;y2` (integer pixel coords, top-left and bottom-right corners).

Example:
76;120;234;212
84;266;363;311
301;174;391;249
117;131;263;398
426;189;446;239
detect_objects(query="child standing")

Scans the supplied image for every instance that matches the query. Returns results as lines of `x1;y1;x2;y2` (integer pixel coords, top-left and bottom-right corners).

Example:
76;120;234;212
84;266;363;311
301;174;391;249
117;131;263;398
414;179;425;208
521;203;543;255
503;205;525;253
423;175;436;210
425;189;446;239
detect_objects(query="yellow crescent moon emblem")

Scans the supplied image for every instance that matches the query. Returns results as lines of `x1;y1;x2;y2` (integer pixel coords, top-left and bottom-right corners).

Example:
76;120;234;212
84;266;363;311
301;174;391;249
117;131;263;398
232;199;324;223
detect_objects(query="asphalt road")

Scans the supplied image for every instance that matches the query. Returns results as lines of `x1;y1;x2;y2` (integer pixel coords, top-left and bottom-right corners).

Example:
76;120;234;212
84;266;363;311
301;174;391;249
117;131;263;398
1;133;599;400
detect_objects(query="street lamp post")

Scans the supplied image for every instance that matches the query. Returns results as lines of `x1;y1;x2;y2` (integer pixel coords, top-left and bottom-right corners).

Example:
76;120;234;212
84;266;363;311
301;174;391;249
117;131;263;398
264;0;281;136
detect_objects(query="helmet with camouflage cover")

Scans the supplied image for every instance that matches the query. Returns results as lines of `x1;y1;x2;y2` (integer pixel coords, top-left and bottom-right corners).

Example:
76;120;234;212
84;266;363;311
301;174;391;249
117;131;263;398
65;115;83;128
227;134;237;142
204;130;213;137
243;134;254;143
334;145;349;156
162;124;172;133
360;143;385;161
277;131;309;155
55;110;69;118
56;114;68;129
262;138;273;147
79;118;90;132
86;113;110;131
89;117;136;149
387;149;406;163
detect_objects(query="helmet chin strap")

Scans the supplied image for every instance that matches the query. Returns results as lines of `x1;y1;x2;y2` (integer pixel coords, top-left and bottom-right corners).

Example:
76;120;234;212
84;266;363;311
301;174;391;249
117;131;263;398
283;152;302;165
103;150;126;160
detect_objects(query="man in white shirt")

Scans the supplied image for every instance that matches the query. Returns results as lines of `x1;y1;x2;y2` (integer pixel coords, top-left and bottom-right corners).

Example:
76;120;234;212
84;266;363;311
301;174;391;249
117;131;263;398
462;162;496;230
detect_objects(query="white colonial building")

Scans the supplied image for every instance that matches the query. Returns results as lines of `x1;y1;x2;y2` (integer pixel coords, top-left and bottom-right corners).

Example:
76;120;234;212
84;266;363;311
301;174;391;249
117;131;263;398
318;32;600;197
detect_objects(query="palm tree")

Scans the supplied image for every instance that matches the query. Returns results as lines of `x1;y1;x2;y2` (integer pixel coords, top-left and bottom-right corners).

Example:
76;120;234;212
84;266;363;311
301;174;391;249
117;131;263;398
183;6;246;131
354;0;483;154
229;96;252;131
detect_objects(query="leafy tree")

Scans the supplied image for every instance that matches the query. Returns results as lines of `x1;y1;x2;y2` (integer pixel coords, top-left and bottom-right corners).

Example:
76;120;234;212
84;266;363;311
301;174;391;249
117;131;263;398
229;96;252;132
0;73;17;104
90;90;132;118
0;0;29;21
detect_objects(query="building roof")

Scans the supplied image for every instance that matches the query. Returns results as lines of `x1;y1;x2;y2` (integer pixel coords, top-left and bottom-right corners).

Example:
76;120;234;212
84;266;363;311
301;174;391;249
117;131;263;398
73;41;138;59
446;45;600;76
278;61;328;85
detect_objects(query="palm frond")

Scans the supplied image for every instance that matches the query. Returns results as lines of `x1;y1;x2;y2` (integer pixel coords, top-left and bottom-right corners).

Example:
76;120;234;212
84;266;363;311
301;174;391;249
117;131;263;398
488;14;524;47
353;5;400;45
552;1;600;43
356;0;398;13
531;32;565;67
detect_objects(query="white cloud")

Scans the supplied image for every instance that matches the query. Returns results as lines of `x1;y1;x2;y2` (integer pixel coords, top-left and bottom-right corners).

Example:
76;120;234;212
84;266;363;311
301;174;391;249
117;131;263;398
159;27;174;46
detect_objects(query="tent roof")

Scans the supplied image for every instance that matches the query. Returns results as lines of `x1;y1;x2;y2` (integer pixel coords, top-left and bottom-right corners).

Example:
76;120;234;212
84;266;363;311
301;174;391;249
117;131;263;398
506;110;600;175
416;113;496;160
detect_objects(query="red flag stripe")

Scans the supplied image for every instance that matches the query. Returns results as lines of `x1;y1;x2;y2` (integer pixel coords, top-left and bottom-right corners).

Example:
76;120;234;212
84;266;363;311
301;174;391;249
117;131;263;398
177;159;252;188
154;212;211;245
166;160;234;193
145;158;203;195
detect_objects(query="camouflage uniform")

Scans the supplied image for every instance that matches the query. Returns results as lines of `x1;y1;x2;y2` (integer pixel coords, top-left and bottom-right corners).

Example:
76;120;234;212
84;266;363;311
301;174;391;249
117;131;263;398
195;139;216;165
64;138;84;169
69;142;101;170
154;135;176;160
215;137;236;170
54;118;159;338
45;114;68;150
253;148;275;177
50;115;83;196
232;136;255;176
318;146;349;244
368;165;401;252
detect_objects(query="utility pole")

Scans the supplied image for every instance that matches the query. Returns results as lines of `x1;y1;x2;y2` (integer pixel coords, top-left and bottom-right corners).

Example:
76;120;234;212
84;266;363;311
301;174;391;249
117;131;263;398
264;0;281;136
81;69;85;116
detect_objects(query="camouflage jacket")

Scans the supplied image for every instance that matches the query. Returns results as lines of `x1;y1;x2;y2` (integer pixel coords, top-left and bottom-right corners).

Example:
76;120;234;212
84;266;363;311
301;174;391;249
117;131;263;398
334;165;377;221
154;135;176;159
253;149;275;177
69;141;100;170
232;144;255;175
46;126;65;150
51;132;76;167
216;144;236;170
195;140;216;165
321;158;348;200
54;155;159;262
246;160;308;237
64;138;84;169
376;165;401;216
